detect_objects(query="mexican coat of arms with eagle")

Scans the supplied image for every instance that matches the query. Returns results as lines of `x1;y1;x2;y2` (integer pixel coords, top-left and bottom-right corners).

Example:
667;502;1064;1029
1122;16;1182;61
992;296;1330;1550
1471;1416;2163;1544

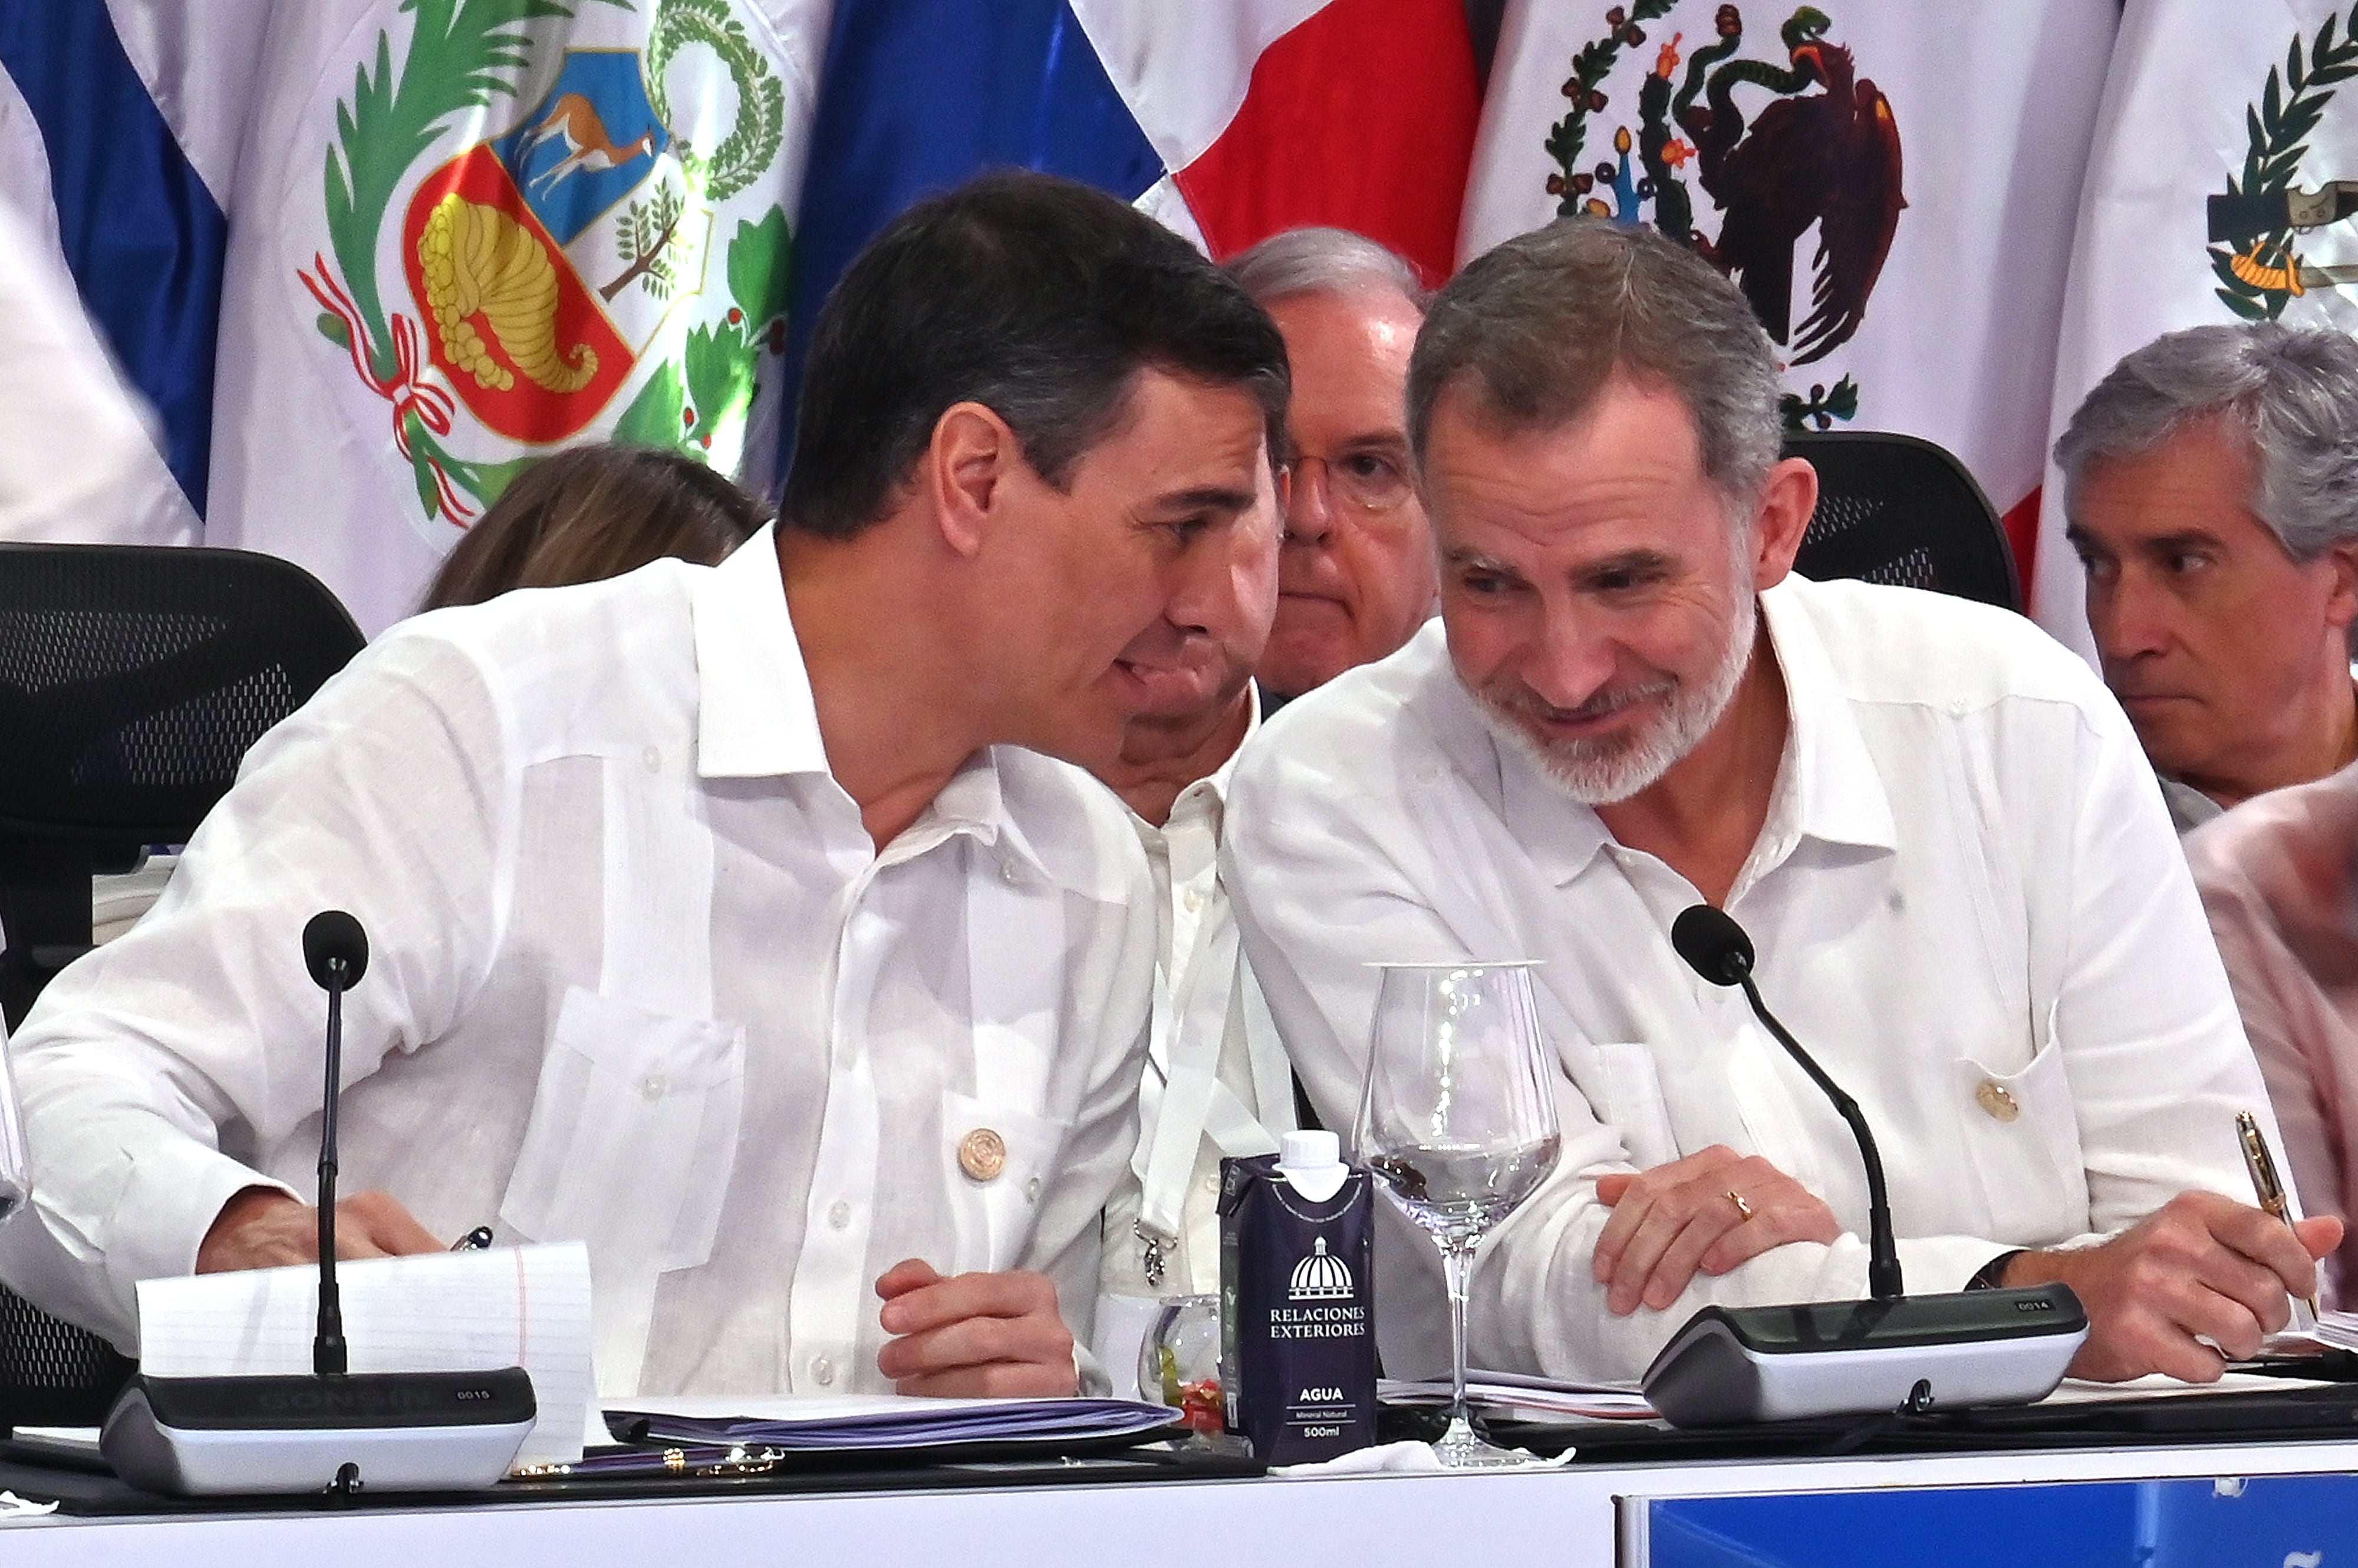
1542;2;1905;430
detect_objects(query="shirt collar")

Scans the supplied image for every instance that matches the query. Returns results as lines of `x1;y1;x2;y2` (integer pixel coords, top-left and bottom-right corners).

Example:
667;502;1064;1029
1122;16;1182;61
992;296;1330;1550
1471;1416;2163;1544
1130;681;1263;845
1757;578;1899;857
691;525;832;780
1488;577;1897;886
689;528;1131;898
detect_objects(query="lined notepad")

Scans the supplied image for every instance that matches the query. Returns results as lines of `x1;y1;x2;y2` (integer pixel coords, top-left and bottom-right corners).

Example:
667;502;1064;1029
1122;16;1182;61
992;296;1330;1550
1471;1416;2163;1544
136;1241;594;1468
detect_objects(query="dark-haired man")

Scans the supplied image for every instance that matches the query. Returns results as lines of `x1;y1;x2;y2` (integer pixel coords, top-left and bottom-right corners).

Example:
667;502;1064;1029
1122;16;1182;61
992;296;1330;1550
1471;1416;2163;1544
1;173;1289;1401
1225;218;2332;1389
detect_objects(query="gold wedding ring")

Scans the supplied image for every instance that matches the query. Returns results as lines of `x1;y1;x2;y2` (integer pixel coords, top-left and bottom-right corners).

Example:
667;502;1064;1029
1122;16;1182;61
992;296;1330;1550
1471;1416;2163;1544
1725;1188;1754;1221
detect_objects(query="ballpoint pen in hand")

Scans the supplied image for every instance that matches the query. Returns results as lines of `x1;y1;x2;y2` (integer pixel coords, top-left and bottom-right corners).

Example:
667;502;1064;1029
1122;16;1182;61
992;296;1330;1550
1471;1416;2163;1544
449;1225;495;1251
2237;1110;2322;1324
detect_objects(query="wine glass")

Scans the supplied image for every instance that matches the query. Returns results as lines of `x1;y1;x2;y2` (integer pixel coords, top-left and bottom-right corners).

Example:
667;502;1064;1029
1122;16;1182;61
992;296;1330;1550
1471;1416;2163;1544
1355;961;1562;1468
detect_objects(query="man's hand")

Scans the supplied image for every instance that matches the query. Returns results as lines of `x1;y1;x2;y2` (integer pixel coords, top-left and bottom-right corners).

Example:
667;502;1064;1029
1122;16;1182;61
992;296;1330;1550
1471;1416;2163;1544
195;1186;443;1273
1592;1145;1840;1314
873;1259;1078;1396
2003;1190;2344;1382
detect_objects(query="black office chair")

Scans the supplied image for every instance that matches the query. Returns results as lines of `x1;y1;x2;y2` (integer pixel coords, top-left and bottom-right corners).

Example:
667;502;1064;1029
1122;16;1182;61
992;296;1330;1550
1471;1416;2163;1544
0;543;363;1430
0;542;364;1030
1783;431;2023;612
0;1285;135;1426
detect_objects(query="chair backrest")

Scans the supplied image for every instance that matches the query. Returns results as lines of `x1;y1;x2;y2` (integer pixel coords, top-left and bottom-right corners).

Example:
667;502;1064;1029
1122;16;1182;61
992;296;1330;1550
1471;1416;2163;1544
1783;431;2022;612
0;1284;134;1427
0;543;364;1026
0;544;361;1429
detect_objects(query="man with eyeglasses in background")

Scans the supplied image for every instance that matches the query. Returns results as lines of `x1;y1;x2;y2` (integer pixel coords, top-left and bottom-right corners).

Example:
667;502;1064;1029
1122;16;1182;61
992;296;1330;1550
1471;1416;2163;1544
1226;230;1438;709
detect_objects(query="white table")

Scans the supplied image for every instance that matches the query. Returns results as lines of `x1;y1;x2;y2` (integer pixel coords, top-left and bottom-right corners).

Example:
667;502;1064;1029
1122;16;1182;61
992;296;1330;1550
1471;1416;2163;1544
6;1436;2355;1567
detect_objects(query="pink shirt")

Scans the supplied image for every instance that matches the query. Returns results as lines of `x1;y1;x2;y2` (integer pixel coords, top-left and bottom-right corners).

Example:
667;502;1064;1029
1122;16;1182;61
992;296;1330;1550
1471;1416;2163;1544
2187;761;2358;1306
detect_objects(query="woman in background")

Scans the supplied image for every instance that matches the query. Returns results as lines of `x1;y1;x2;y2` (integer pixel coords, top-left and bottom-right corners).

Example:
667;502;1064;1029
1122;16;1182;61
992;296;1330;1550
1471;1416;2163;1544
421;442;769;611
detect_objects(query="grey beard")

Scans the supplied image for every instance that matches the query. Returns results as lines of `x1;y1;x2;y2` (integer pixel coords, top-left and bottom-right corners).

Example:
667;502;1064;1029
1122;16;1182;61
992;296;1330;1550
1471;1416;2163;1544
1471;590;1760;807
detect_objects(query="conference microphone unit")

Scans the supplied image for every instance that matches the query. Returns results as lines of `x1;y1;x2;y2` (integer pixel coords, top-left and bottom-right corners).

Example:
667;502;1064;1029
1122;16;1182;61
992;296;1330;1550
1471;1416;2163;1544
1637;904;2087;1428
101;911;536;1497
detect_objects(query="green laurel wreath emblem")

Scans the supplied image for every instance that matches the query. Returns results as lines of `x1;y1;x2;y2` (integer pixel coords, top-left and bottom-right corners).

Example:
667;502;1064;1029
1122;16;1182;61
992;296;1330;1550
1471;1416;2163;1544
2209;4;2358;321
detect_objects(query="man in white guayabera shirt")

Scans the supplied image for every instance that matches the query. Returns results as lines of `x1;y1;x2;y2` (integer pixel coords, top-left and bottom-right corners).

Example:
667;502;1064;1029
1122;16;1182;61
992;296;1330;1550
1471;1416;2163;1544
1084;384;1290;1397
1223;217;2339;1388
0;172;1292;1400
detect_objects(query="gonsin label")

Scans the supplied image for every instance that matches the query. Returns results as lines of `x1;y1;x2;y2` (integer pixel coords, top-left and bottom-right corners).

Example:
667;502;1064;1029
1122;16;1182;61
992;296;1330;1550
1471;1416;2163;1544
259;1386;437;1414
1218;1155;1378;1465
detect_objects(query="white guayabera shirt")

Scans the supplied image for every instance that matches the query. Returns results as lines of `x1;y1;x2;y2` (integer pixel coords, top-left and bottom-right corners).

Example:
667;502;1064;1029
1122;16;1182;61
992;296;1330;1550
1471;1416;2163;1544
1092;693;1297;1395
0;529;1156;1398
1224;575;2280;1384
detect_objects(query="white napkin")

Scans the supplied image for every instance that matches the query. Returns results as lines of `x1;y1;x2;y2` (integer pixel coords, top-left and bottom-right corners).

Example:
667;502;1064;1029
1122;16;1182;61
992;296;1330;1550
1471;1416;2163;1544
1270;1439;1575;1477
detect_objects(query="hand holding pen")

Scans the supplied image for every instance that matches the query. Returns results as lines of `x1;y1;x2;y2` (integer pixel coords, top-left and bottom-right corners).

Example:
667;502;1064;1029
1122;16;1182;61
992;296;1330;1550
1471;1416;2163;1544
2238;1111;2323;1323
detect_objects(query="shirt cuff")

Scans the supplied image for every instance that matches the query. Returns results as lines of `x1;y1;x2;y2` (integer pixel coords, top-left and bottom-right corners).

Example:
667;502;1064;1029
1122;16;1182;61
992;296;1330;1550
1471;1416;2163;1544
100;1141;298;1333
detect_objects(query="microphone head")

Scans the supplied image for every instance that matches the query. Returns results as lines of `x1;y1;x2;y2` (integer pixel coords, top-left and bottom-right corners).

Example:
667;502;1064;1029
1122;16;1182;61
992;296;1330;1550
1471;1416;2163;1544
302;911;369;991
1671;904;1754;987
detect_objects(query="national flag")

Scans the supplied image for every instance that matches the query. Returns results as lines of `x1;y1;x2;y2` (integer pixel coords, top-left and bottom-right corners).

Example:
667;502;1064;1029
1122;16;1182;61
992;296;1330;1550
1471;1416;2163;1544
2033;0;2358;659
1;0;829;635
1460;0;2120;591
0;0;235;547
778;0;1482;464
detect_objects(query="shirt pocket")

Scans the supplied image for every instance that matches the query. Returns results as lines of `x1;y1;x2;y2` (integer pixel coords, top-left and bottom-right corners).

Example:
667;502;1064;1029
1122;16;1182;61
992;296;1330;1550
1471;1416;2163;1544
1951;1014;2089;1243
939;1089;1072;1276
1582;1042;1680;1171
499;986;746;1273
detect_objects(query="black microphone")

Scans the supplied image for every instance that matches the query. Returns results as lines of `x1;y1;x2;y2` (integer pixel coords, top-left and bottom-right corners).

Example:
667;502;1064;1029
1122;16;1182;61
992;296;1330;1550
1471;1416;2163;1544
1670;905;1901;1300
1635;904;2090;1428
301;911;367;1377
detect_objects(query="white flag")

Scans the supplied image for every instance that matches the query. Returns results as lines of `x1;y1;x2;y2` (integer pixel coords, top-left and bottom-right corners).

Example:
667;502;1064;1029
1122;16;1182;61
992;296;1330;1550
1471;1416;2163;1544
1461;0;2119;581
2035;0;2358;658
0;0;808;635
213;0;829;633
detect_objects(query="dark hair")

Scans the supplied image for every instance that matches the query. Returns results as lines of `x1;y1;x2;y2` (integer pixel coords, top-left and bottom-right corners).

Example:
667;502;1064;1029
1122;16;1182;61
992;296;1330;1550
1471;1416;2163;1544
1408;218;1783;517
421;443;769;611
782;171;1290;540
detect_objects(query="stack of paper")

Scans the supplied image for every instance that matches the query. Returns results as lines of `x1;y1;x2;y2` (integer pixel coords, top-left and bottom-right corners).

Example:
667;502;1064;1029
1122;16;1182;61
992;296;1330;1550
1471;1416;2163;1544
1379;1371;1658;1422
609;1394;1180;1451
2304;1310;2358;1350
135;1241;595;1468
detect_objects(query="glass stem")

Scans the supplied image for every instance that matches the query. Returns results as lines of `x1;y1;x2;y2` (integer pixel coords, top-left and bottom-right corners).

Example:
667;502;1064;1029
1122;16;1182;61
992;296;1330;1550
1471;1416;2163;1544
1442;1236;1475;1436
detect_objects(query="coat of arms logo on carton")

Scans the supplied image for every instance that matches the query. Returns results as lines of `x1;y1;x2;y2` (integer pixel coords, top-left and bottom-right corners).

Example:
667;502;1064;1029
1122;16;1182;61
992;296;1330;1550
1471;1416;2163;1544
1217;1132;1376;1464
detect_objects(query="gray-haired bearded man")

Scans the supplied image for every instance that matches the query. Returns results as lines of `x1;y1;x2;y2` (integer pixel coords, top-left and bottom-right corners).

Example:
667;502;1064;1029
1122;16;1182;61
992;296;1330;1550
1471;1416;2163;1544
1223;218;2337;1388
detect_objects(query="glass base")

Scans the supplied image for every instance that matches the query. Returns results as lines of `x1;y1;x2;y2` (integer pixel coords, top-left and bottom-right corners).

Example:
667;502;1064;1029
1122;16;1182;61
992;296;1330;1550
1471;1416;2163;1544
1430;1414;1533;1469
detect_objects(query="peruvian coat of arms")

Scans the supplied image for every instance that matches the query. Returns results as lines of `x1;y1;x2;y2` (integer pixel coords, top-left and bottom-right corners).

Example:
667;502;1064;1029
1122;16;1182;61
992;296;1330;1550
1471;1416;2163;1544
2206;3;2358;330
298;0;794;532
1541;2;1905;430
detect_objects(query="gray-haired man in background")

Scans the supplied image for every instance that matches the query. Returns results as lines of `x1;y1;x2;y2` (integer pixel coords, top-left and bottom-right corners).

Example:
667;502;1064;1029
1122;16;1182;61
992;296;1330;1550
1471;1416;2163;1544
1226;229;1438;707
2058;324;2358;831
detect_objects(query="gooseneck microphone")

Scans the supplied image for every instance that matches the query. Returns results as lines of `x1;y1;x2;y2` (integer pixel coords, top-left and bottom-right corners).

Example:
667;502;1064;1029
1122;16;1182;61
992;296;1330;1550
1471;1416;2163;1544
1670;905;1901;1300
99;911;536;1496
1635;904;2090;1428
301;911;367;1378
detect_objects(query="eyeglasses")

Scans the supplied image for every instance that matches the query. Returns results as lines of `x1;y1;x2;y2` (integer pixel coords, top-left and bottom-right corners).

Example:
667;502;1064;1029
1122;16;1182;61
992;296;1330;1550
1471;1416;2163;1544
1286;449;1415;516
